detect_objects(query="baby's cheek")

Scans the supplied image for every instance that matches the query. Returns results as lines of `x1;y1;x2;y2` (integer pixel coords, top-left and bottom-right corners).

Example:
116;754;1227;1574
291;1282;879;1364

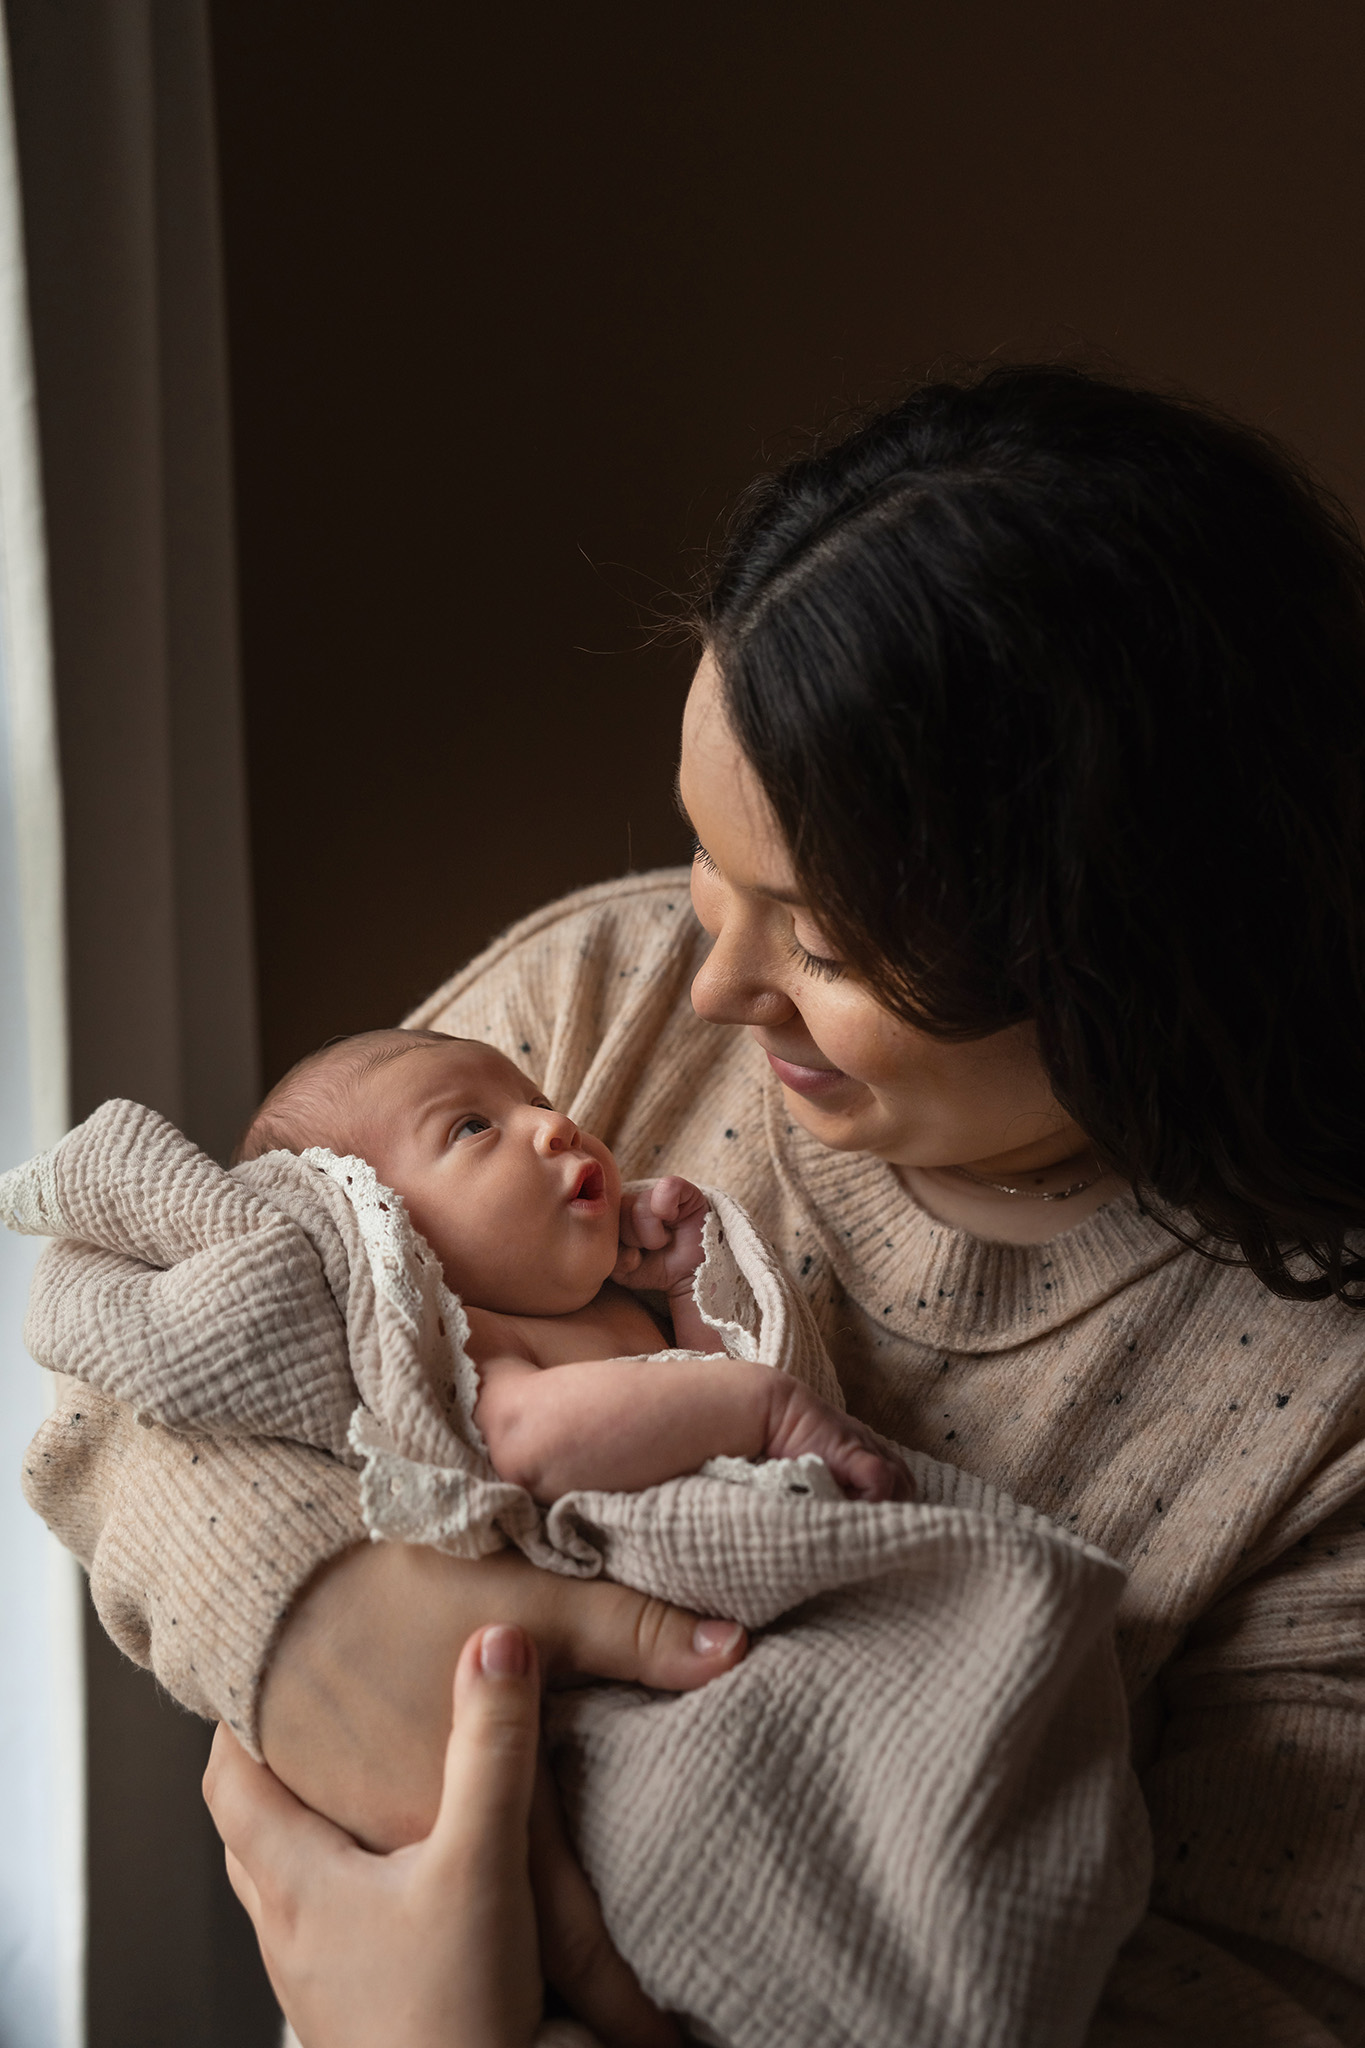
403;1173;499;1296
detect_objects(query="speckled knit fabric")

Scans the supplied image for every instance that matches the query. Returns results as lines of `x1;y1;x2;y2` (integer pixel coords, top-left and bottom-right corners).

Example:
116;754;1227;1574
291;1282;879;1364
2;1097;1148;2046
20;871;1365;2046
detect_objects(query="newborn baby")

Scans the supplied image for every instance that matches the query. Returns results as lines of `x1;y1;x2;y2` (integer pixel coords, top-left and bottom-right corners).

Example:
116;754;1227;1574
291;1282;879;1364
235;1028;905;1504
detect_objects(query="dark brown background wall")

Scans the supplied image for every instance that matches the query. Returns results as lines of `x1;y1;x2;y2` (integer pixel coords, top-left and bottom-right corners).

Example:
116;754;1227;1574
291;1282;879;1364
208;0;1365;1092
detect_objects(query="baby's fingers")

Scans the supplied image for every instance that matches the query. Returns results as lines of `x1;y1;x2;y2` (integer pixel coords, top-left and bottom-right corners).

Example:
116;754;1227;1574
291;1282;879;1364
647;1176;687;1226
834;1444;915;1504
618;1186;671;1252
649;1176;707;1229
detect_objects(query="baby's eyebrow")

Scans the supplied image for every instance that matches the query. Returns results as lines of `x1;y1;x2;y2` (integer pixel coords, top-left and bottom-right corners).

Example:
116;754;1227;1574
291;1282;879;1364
409;1079;481;1120
411;1094;459;1128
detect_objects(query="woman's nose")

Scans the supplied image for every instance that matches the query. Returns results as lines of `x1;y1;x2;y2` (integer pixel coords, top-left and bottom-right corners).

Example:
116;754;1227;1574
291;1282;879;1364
690;928;797;1030
531;1108;579;1156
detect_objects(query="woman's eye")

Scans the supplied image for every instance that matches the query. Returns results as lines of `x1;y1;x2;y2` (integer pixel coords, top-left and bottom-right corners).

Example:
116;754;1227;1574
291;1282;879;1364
788;934;846;984
453;1115;492;1140
691;836;718;874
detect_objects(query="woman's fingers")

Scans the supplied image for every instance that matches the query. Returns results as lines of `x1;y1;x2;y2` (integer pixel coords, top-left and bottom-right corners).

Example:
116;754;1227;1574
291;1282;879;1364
203;1719;354;1906
220;1844;261;1925
208;1631;547;2048
257;1543;747;1853
531;1760;682;2048
534;1575;746;1693
424;1626;545;2046
430;1624;541;1871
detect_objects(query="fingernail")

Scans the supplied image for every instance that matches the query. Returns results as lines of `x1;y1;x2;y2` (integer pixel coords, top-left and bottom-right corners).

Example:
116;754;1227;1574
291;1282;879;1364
692;1618;744;1658
480;1624;529;1678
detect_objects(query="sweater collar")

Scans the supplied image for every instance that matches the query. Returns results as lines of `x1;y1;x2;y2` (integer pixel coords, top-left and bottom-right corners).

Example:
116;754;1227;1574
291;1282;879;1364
763;1069;1186;1353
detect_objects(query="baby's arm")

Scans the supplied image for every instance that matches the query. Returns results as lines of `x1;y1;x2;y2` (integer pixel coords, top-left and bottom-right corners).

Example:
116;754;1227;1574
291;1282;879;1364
611;1176;713;1351
472;1345;908;1506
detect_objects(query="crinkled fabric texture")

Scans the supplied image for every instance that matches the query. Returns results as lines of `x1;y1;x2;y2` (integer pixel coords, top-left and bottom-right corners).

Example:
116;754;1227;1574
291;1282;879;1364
3;1099;1149;2048
0;1099;842;1575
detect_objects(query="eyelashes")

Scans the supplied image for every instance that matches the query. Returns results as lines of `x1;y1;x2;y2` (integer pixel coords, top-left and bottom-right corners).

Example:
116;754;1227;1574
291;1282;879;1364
788;935;845;983
693;837;845;982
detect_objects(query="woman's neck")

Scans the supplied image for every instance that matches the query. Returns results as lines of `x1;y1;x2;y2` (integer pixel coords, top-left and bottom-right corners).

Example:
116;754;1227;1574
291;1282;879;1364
895;1157;1129;1245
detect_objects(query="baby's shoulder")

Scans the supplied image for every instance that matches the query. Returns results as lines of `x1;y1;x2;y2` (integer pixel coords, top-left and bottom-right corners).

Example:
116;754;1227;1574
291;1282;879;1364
460;1301;538;1366
589;1280;673;1354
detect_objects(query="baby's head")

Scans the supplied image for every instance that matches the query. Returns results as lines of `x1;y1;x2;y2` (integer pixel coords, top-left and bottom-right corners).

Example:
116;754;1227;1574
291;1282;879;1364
235;1031;622;1315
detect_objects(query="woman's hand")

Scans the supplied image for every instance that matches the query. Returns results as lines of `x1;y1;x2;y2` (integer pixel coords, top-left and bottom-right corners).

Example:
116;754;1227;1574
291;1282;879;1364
205;1625;545;2048
259;1543;746;1848
255;1541;739;2034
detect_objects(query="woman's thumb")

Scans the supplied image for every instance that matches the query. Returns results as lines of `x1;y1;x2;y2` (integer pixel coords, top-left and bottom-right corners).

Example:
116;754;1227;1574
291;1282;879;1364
430;1624;542;1867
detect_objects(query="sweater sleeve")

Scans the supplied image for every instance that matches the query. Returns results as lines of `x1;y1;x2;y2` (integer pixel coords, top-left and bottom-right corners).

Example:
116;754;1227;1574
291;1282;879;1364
17;873;702;1754
23;1375;365;1756
1090;1489;1365;2045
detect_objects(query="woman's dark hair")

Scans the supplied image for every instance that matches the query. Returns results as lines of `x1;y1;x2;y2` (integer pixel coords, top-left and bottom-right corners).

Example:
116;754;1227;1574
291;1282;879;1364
702;363;1365;1306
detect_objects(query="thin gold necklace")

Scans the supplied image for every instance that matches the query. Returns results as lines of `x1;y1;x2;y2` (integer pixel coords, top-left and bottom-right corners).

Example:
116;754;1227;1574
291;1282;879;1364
945;1157;1108;1202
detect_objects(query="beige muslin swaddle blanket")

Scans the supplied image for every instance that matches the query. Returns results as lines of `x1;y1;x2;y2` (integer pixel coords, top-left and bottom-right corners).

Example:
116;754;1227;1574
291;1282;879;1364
2;1099;1149;2048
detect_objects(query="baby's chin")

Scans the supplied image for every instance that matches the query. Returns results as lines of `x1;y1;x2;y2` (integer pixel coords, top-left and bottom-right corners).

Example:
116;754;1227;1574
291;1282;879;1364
492;1288;598;1316
453;1255;618;1318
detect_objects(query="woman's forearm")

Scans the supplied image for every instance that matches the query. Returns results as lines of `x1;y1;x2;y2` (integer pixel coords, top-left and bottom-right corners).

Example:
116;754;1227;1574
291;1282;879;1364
258;1538;748;1851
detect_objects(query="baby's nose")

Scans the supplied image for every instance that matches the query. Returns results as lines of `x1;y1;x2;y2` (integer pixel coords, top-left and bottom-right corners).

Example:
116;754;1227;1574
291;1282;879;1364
532;1109;579;1155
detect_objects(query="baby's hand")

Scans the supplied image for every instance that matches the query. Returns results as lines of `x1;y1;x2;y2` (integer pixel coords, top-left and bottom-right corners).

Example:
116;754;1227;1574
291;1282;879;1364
764;1377;913;1504
612;1176;709;1299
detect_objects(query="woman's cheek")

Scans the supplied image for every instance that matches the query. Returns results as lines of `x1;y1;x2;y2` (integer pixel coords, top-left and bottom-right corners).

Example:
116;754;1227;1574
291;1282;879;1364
804;983;915;1086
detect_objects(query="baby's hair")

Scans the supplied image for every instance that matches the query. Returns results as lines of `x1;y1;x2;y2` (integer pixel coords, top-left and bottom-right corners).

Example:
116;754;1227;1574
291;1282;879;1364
231;1029;460;1165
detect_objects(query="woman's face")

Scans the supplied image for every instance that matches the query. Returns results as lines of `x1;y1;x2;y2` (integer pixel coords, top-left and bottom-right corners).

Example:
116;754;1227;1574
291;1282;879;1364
679;654;1090;1179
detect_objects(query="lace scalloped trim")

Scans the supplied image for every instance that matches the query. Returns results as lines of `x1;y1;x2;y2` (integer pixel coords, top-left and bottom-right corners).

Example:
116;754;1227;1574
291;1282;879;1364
301;1146;488;1459
0;1138;66;1238
690;1205;760;1360
700;1451;842;1500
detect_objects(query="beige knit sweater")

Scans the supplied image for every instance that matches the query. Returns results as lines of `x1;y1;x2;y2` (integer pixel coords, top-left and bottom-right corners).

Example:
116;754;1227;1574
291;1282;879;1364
23;872;1365;2047
5;1100;1149;2048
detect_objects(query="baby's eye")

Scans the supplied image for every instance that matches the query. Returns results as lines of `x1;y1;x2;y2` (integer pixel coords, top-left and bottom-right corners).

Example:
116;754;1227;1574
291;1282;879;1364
452;1115;492;1140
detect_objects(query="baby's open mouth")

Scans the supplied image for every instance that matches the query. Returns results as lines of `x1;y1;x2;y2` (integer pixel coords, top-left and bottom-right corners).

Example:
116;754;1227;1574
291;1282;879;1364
569;1160;606;1205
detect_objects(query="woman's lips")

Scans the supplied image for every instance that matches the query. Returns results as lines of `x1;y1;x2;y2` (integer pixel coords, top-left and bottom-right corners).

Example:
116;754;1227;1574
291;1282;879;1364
764;1051;851;1098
